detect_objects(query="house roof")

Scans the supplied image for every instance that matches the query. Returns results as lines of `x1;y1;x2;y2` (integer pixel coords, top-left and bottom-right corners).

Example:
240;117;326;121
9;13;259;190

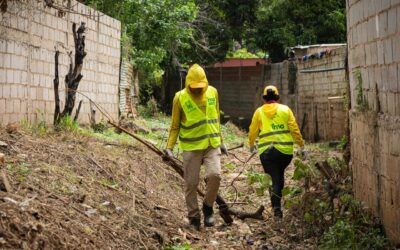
211;58;267;68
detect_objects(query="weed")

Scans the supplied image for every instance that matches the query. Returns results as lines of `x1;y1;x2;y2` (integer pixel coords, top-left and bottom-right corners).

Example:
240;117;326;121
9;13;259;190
138;97;159;117
20;109;48;136
56;115;79;132
246;172;272;196
99;178;119;190
337;135;347;151
354;69;369;111
165;242;194;250
319;219;389;250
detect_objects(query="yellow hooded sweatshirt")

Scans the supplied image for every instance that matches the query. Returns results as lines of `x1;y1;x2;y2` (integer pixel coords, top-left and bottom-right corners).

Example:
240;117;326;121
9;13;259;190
166;64;223;149
248;102;304;150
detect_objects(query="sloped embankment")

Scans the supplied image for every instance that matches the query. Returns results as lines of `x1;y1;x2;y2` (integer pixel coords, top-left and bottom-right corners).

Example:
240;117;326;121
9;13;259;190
0;126;188;249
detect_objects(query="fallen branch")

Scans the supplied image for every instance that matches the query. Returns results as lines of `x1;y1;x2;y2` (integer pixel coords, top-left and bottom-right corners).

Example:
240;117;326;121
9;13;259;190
108;121;264;223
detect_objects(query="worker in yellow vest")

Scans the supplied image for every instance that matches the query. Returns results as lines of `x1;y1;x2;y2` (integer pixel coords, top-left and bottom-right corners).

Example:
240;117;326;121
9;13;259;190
165;64;228;230
248;85;305;220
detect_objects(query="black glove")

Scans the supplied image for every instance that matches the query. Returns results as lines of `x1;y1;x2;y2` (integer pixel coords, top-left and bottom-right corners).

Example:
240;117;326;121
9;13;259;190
220;144;228;155
250;146;258;154
164;148;174;159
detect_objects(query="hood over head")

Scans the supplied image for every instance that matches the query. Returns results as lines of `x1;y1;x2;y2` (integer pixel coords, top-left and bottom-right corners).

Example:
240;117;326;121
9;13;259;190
185;64;208;91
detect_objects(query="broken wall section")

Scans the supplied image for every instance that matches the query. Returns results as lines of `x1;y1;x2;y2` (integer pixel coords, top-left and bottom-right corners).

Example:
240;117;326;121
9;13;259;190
347;0;400;244
0;0;121;125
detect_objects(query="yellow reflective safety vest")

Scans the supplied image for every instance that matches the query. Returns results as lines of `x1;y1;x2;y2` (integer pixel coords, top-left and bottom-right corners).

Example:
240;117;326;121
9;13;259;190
178;87;221;151
258;104;294;155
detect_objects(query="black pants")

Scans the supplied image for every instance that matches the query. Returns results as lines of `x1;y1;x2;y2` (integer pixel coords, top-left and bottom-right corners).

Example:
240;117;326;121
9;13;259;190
260;146;293;213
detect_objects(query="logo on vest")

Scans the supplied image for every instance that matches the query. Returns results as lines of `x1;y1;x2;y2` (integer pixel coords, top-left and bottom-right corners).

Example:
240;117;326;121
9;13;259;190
271;124;284;130
207;97;216;106
184;100;196;113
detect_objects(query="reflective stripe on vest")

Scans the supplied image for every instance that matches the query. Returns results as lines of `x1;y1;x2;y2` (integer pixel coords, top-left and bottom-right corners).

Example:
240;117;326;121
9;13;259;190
257;104;294;155
178;87;221;151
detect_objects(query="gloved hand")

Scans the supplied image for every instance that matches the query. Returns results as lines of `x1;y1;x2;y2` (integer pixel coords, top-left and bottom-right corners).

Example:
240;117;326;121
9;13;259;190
300;147;308;159
250;145;258;154
164;148;174;159
220;144;228;155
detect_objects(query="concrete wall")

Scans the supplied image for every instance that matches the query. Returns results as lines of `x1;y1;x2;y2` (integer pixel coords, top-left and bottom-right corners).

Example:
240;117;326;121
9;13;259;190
206;65;265;128
196;50;349;138
294;47;348;141
0;0;121;125
347;0;400;244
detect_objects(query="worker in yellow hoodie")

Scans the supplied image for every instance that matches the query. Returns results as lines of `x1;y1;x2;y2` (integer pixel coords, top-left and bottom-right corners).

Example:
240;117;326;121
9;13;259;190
164;64;227;230
248;85;305;220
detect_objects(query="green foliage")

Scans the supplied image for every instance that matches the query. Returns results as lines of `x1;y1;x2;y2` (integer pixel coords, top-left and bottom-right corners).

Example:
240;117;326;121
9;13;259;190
293;159;318;181
320;218;390;250
226;48;266;59
138;98;160;118
7;163;32;182
99;178;119;190
165;243;194;250
56;115;79;132
220;121;245;146
246;172;272;196
255;0;346;62
337;135;348;151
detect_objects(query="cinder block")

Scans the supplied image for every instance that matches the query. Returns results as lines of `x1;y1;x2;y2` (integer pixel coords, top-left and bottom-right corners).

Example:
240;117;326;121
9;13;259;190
0;98;5;114
377;41;385;65
5;99;13;114
388;64;398;91
0;68;6;84
379;11;388;38
4;54;11;68
384;38;394;64
387;92;396;115
20;100;27;114
30;87;37;99
6;70;13;84
13;70;20;84
388;7;397;35
17;84;25;98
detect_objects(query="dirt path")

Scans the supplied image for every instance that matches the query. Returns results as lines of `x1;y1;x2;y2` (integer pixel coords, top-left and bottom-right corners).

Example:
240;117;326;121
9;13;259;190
0;125;341;249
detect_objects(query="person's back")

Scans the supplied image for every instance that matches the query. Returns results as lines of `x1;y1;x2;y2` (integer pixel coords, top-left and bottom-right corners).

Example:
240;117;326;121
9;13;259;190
164;64;228;230
248;85;305;219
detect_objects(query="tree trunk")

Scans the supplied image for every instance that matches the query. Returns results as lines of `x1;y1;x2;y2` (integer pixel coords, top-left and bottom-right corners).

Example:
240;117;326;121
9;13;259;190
57;22;87;121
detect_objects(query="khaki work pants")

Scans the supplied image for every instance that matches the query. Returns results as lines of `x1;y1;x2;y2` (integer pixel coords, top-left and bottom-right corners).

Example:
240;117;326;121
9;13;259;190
182;146;221;218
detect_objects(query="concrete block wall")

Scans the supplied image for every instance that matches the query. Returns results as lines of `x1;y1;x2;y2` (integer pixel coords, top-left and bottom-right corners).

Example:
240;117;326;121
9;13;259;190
347;0;400;244
0;0;121;125
206;65;265;127
295;47;348;141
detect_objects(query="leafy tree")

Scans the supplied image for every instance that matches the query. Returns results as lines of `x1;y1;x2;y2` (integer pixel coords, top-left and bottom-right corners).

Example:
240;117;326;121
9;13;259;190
255;0;346;62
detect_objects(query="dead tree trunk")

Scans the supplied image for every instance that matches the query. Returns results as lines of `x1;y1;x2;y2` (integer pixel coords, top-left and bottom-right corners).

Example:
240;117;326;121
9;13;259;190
54;22;87;124
53;50;61;125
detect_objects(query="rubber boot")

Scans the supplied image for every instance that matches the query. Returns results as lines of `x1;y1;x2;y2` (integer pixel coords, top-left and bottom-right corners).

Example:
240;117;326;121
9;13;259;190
202;203;215;227
189;217;200;231
273;207;283;221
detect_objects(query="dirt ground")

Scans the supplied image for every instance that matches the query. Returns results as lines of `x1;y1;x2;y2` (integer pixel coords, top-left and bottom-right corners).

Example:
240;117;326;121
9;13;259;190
0;125;335;249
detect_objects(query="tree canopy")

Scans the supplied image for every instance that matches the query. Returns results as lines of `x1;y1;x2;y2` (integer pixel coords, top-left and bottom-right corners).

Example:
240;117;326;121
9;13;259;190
85;0;346;91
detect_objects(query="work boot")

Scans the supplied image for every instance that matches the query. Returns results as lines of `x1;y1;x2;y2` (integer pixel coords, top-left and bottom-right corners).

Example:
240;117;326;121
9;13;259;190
273;208;283;221
202;203;215;227
189;217;201;231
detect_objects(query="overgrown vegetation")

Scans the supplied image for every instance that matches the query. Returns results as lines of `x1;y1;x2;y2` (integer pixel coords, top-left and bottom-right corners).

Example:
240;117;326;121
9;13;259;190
354;69;369;111
282;155;392;249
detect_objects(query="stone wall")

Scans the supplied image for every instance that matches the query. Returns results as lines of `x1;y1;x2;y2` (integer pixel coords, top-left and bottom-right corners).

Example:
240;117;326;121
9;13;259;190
0;0;121;125
347;0;400;244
